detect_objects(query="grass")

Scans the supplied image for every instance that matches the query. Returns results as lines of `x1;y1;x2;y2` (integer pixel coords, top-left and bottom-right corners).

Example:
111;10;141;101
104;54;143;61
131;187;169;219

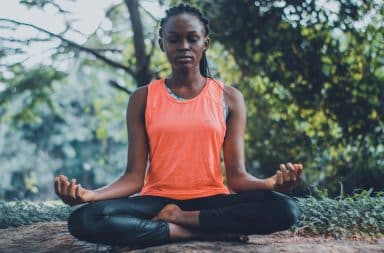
1;190;383;239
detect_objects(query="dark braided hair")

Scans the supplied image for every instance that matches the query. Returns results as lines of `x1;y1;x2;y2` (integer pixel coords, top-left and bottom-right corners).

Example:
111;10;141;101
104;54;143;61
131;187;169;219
159;3;211;77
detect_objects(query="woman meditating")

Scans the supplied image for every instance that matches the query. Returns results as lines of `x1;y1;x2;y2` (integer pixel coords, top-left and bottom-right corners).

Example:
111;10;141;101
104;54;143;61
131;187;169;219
55;3;302;248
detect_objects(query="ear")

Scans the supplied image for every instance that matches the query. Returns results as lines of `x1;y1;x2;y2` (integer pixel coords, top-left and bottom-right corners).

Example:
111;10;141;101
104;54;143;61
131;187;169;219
204;37;210;52
158;38;164;51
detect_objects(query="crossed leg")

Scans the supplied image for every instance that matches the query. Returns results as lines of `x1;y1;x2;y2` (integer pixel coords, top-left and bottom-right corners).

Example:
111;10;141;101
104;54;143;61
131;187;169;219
67;190;300;247
67;195;171;247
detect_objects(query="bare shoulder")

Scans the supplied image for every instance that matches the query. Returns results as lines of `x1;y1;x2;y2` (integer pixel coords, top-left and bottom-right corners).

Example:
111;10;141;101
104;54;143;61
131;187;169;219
126;85;148;122
223;85;245;110
129;85;148;104
128;85;148;111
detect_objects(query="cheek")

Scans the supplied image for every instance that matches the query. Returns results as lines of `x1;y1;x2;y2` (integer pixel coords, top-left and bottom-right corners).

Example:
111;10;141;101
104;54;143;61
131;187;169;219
195;46;205;59
194;41;206;54
163;45;174;58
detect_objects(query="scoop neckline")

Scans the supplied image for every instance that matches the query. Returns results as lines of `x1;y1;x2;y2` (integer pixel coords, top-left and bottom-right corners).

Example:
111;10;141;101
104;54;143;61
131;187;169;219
162;78;210;104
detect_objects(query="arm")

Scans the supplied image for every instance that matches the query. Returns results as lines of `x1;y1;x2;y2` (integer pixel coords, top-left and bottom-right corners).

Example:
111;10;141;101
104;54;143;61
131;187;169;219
222;85;268;192
222;86;301;193
55;86;149;205
91;85;149;201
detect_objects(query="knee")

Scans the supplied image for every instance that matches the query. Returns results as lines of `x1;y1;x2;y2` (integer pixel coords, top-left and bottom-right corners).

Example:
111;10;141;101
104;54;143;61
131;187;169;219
67;205;94;241
278;197;301;229
67;201;112;241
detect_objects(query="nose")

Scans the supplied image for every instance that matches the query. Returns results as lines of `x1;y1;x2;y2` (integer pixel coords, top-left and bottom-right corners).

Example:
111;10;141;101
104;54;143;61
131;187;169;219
177;39;189;50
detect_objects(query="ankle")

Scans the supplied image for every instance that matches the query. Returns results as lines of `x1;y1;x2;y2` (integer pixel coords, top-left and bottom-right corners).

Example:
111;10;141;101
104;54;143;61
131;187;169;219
168;205;183;224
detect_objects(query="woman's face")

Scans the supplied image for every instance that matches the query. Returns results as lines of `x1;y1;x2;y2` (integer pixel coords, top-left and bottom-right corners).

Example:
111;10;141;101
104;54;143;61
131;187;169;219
160;13;209;72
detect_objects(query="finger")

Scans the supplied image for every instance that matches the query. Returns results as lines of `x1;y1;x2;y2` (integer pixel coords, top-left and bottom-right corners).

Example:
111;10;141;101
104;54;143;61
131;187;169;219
59;175;68;182
56;180;70;204
55;177;61;195
279;164;290;182
68;179;77;199
287;163;297;181
294;163;303;176
60;177;69;195
75;184;82;199
62;183;70;202
276;171;283;185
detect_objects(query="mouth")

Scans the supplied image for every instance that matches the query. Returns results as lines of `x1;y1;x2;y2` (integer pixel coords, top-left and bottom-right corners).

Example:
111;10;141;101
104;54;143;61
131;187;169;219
175;55;193;62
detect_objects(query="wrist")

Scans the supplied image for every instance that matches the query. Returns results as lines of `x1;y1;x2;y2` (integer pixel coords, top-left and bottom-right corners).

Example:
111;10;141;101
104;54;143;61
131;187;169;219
88;190;97;202
263;178;274;190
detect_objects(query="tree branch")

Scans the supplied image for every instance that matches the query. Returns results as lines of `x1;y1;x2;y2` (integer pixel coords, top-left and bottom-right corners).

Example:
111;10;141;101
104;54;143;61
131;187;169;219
108;80;132;95
105;2;125;19
19;0;71;14
138;2;160;23
0;18;136;76
0;36;51;44
87;48;123;53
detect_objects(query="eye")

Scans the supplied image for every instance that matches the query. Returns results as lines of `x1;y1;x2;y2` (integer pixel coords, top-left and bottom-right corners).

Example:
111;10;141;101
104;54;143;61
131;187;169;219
188;36;200;43
166;36;179;43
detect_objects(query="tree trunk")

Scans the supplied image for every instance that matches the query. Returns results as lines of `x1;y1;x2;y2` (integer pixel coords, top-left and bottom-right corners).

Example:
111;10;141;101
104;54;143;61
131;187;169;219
125;0;152;86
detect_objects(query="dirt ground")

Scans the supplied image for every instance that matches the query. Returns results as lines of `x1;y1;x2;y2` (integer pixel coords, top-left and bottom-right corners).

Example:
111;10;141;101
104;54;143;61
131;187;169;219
0;222;383;253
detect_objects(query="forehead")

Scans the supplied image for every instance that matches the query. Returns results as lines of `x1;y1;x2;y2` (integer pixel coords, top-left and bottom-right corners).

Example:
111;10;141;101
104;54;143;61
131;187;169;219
162;13;206;35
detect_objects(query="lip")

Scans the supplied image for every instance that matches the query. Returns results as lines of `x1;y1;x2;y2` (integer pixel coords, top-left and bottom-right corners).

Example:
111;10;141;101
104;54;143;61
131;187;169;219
174;56;193;64
175;55;193;60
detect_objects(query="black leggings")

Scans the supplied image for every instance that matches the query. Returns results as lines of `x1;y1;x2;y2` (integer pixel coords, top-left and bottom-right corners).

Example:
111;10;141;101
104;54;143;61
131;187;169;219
68;190;300;247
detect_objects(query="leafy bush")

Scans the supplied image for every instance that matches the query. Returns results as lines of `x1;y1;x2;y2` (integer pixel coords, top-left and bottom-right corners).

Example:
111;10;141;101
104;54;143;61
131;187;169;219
293;190;384;239
0;200;70;229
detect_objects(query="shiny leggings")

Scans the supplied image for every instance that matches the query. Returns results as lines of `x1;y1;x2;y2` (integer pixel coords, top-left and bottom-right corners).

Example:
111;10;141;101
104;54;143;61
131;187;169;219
68;190;300;247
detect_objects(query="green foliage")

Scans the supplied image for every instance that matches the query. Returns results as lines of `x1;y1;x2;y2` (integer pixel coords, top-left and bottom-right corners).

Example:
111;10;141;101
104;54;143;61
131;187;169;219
0;65;66;124
175;0;384;195
293;190;384;239
0;59;129;200
0;200;70;229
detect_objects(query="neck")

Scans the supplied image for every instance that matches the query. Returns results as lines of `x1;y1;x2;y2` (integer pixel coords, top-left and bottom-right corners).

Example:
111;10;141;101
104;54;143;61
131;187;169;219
168;67;205;89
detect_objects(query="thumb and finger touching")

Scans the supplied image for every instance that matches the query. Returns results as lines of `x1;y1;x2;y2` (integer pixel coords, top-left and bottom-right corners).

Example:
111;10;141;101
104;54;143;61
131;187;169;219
272;162;304;192
54;175;84;205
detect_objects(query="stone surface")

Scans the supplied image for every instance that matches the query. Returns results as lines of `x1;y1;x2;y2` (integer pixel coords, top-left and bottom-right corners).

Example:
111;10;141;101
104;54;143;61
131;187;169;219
0;222;383;253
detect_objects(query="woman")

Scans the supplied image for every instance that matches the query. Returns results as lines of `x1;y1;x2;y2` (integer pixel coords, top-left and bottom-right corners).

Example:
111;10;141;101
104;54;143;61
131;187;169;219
55;3;302;248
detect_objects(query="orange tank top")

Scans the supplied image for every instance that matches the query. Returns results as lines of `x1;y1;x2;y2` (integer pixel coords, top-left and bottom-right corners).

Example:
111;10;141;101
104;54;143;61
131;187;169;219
140;78;230;200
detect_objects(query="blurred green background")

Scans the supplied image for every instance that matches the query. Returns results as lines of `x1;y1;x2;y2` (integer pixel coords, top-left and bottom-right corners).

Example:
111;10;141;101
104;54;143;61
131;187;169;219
0;0;383;201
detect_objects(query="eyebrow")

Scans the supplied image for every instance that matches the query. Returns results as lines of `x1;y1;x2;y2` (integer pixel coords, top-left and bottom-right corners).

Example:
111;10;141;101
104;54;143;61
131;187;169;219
166;31;201;34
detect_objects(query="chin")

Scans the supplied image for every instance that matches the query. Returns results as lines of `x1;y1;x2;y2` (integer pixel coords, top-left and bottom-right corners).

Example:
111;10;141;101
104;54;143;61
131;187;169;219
173;63;198;72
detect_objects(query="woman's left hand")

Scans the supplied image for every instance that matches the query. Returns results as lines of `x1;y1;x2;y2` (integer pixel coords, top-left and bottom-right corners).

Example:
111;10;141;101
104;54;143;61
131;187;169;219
264;162;303;192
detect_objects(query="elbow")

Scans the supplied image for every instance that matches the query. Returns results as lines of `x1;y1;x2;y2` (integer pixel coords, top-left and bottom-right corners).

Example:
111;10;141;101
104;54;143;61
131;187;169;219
135;182;144;192
131;179;144;194
227;182;237;193
227;182;244;193
120;174;144;194
227;173;246;193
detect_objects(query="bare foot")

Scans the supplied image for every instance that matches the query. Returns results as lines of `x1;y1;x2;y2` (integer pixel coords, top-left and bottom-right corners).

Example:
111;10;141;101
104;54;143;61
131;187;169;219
167;223;249;243
153;204;182;223
154;205;249;243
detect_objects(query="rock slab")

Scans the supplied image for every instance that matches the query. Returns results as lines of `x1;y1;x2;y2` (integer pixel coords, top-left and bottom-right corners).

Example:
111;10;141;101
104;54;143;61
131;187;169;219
0;222;383;253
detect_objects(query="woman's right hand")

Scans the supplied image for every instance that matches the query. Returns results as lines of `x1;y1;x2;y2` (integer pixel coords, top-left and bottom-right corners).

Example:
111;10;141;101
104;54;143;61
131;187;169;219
54;175;96;206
